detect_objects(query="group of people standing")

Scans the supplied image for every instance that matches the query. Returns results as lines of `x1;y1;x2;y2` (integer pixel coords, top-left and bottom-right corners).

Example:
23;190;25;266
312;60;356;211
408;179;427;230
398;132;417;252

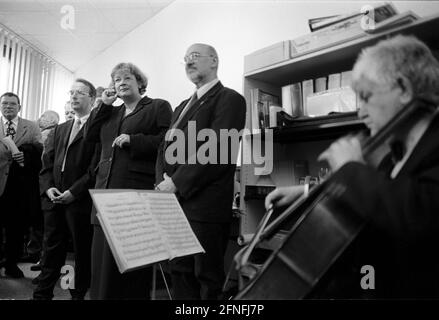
2;33;439;300
1;42;246;300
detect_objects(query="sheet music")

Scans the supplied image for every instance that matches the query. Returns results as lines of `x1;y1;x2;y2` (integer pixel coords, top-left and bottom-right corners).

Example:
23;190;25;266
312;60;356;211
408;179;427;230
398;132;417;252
139;191;205;259
2;136;24;167
2;136;20;154
92;191;169;272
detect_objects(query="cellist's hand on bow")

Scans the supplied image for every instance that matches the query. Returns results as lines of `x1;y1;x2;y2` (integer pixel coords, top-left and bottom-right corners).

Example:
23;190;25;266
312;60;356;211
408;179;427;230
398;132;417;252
317;135;365;173
265;186;305;210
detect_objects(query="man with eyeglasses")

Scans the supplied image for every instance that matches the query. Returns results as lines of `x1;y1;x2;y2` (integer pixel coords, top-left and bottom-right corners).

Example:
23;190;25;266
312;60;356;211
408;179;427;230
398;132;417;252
0;92;43;278
156;43;246;299
33;79;99;300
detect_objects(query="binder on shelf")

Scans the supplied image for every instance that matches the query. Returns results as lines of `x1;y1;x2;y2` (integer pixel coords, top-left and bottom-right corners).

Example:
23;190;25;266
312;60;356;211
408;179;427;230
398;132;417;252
250;88;280;132
302;80;314;116
282;83;303;117
315;77;327;93
328;73;342;90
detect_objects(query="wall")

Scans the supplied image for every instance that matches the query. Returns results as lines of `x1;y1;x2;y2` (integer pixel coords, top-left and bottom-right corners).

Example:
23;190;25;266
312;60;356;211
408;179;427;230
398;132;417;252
75;0;439;108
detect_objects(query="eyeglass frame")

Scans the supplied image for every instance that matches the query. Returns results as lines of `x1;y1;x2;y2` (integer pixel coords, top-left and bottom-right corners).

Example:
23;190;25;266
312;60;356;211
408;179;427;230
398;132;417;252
0;101;19;107
183;52;216;64
68;90;91;97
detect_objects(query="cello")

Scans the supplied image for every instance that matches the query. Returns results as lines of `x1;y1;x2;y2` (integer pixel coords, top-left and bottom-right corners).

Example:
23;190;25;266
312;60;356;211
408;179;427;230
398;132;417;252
234;97;437;300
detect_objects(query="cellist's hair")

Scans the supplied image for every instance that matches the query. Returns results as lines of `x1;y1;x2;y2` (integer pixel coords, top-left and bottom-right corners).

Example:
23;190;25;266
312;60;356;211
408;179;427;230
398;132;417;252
352;35;439;104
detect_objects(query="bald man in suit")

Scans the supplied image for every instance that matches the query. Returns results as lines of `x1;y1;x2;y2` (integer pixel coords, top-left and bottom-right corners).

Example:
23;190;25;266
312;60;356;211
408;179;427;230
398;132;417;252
156;44;246;299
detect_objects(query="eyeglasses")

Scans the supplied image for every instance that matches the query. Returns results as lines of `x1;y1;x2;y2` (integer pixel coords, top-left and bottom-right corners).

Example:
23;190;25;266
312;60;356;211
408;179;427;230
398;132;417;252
68;90;90;97
1;102;18;107
183;52;215;63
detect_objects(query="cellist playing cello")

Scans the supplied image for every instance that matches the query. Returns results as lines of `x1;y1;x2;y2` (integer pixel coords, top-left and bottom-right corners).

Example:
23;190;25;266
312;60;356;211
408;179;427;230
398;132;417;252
265;35;439;299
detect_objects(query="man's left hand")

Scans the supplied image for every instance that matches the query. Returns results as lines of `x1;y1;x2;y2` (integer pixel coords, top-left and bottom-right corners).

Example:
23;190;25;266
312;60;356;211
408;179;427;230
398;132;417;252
318;136;364;172
53;190;75;205
156;173;177;193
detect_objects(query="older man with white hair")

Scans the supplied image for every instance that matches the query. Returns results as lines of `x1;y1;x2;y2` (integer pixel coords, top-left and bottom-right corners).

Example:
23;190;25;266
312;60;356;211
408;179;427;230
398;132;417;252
266;35;439;299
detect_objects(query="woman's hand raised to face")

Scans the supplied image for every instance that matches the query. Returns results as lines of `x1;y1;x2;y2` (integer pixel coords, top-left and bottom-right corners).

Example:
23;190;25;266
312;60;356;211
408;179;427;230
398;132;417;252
101;88;118;105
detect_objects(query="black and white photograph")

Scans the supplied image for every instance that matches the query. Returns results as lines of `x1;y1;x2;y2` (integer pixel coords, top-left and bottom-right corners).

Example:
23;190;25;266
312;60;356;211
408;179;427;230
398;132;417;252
1;0;439;313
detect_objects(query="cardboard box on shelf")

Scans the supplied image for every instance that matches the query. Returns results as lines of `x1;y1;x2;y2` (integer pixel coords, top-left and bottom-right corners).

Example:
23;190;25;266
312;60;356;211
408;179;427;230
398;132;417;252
244;41;290;74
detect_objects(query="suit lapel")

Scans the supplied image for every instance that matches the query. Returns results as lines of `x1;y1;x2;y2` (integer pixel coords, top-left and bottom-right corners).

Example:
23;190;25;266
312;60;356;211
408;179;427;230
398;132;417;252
122;96;151;121
14;118;28;145
69;125;84;147
171;99;190;126
62;120;74;152
0;121;4;140
398;113;439;176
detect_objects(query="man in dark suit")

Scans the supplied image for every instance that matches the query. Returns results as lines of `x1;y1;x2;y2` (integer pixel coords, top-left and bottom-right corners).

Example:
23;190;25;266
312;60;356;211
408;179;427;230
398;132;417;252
156;43;246;299
265;35;439;299
23;110;61;269
0;92;43;278
33;79;99;300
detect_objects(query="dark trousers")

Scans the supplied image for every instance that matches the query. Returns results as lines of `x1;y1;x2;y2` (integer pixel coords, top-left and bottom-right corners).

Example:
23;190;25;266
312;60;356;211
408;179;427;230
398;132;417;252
26;207;44;259
170;221;230;300
0;176;26;266
33;199;93;299
90;224;152;300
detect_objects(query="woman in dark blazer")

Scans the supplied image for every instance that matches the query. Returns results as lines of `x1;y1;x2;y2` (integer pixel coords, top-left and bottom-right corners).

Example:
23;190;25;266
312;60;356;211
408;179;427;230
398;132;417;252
85;62;172;299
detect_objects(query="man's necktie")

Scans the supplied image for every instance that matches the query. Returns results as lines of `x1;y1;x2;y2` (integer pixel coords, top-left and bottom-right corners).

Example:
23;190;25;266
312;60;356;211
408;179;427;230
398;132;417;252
6;120;16;139
68;119;81;146
173;92;198;128
167;93;198;142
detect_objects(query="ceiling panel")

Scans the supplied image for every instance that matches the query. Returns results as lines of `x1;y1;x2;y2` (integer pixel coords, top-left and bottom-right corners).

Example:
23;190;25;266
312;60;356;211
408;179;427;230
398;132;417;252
0;0;175;71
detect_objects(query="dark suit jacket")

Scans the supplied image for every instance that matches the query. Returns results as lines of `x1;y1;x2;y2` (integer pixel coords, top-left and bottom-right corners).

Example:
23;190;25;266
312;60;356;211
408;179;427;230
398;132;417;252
0;117;42;197
0;118;43;223
85;96;172;223
39;118;99;210
156;82;246;223
312;113;439;299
